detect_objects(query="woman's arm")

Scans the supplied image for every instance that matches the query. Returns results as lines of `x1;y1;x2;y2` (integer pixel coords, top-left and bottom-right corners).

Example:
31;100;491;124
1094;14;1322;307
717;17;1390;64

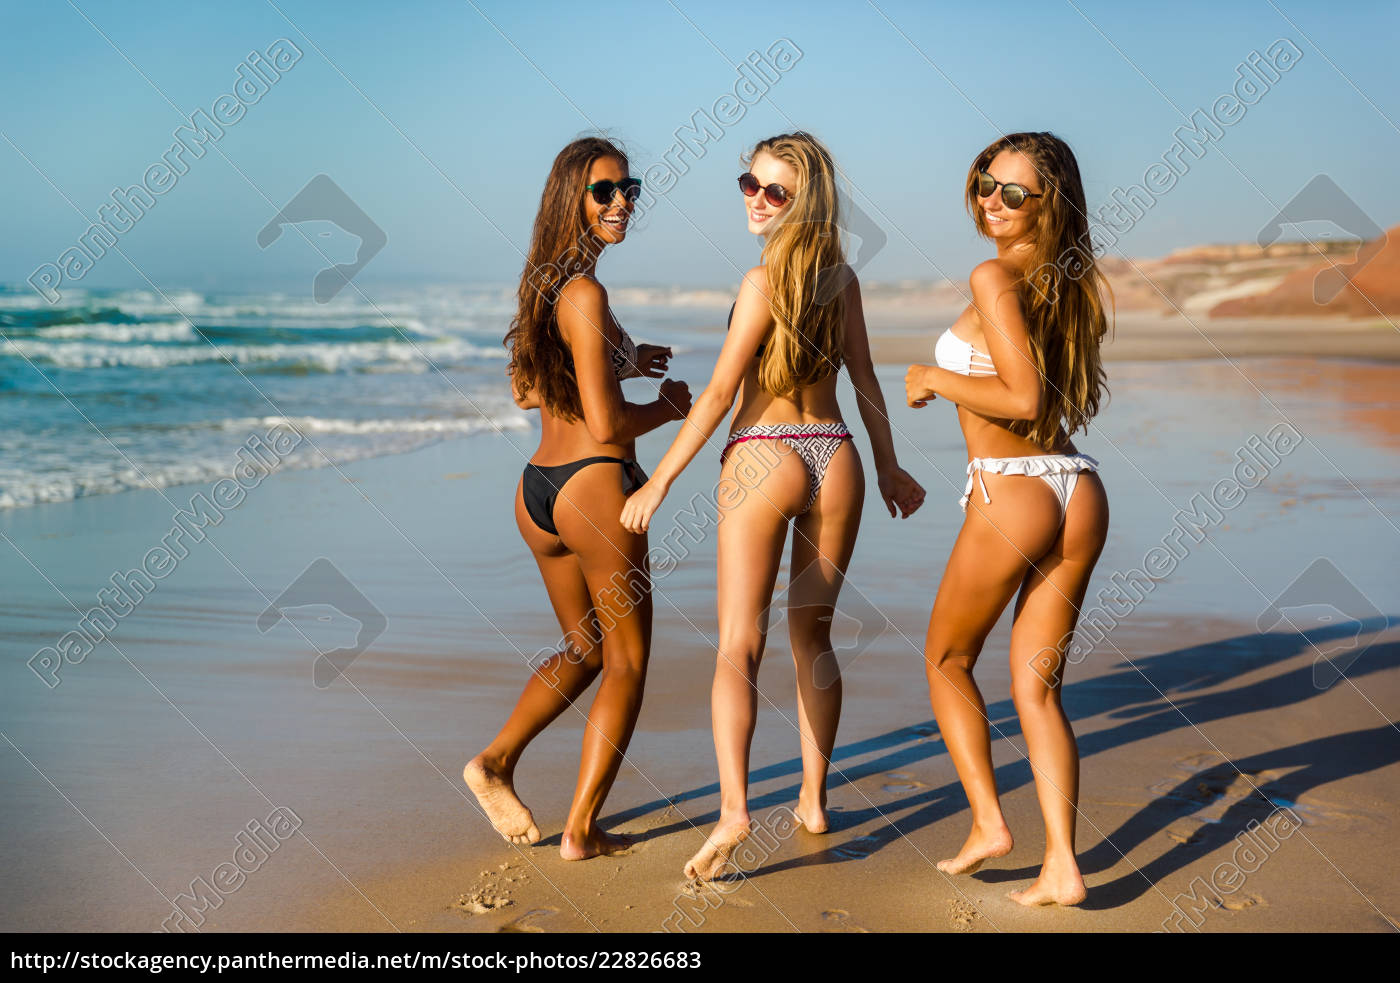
559;277;689;443
619;267;771;533
839;272;926;517
508;363;541;409
905;260;1043;421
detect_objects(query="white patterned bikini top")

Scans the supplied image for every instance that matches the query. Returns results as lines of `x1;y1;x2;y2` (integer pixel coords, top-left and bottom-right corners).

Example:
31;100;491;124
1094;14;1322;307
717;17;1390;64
934;328;996;377
610;322;639;380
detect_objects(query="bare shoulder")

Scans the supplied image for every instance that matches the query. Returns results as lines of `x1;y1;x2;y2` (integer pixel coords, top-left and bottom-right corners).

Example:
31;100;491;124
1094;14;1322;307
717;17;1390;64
969;258;1018;294
555;275;612;351
557;273;606;308
738;264;769;295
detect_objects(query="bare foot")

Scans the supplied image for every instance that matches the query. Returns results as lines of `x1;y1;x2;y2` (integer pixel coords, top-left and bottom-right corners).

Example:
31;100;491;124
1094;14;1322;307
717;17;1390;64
936;822;1013;875
1008;856;1086;907
464;757;540;846
794;791;829;834
683;817;752;881
559;827;633;861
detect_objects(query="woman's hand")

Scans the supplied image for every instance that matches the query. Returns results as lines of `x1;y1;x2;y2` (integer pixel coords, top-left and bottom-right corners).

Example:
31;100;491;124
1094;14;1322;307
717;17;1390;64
658;378;692;420
905;364;937;408
620;478;670;534
878;466;926;518
634;344;672;378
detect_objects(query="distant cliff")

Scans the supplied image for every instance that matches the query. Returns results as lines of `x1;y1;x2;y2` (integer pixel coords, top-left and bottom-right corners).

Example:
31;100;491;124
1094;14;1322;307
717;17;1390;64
1209;226;1399;317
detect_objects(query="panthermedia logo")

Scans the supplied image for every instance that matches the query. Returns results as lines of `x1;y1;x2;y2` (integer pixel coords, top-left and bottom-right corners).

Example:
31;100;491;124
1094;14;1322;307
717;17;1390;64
1255;557;1386;690
256;557;386;687
1257;175;1385;304
257;174;387;302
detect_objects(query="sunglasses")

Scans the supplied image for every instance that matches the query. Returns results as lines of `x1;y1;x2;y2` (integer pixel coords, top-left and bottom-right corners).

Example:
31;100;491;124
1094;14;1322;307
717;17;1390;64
976;171;1043;209
738;172;793;207
585;178;642;206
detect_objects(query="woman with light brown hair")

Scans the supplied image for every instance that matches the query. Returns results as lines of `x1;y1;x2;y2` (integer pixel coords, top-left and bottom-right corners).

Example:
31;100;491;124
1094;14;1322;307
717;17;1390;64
622;131;925;880
905;131;1111;906
465;136;691;860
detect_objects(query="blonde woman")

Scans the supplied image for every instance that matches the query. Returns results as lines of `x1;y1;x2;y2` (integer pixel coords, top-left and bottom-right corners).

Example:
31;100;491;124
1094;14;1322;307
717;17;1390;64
622;132;925;880
905;132;1111;906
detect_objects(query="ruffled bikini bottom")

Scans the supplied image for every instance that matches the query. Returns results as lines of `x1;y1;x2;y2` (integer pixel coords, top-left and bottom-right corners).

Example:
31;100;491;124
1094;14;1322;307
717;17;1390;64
960;453;1100;521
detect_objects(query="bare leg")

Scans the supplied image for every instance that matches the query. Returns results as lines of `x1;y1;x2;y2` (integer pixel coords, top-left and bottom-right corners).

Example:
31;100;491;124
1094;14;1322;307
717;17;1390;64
466;485;605;845
685;439;808;880
787;442;863;834
552;464;655;861
923;472;1062;874
1006;473;1107;907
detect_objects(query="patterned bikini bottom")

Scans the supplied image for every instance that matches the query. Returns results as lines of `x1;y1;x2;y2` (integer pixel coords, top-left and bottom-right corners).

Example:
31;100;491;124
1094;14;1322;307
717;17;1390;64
722;422;854;514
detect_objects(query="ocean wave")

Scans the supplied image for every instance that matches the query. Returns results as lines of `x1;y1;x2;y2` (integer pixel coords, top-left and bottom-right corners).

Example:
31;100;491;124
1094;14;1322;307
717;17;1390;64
234;414;530;436
610;286;736;308
0;305;145;330
0;413;531;509
1;337;506;371
34;320;199;342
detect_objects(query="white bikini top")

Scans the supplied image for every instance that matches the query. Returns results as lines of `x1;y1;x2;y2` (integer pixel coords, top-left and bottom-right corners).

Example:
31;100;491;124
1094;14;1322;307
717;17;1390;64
934;328;996;377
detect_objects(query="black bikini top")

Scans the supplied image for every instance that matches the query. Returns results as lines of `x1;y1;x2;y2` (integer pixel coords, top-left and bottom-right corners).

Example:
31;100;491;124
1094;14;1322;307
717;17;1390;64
727;302;766;357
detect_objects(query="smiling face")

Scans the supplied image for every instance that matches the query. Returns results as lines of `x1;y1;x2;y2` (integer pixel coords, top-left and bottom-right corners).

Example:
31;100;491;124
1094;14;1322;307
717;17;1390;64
584;155;633;245
978;149;1042;242
744;150;798;236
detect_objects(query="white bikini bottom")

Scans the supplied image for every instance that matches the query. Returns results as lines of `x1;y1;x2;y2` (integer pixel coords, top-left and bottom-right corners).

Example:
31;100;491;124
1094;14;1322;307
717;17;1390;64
960;453;1100;519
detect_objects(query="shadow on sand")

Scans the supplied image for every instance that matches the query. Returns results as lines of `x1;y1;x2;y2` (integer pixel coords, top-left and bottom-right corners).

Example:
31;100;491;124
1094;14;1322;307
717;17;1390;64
604;619;1396;905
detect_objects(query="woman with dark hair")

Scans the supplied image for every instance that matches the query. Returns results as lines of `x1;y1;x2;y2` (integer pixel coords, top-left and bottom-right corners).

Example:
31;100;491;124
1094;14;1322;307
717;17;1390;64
905;131;1111;906
622;132;924;880
465;136;691;860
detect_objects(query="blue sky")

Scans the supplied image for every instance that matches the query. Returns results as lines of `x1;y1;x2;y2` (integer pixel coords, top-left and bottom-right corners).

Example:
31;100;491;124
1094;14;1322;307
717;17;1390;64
3;0;1397;292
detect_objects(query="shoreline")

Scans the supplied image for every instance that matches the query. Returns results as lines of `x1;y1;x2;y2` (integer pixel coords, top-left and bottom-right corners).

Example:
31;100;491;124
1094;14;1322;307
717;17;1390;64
865;313;1400;365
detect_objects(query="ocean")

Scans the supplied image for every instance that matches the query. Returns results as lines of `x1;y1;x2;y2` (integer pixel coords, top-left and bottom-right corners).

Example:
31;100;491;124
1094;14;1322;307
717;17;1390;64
0;282;731;509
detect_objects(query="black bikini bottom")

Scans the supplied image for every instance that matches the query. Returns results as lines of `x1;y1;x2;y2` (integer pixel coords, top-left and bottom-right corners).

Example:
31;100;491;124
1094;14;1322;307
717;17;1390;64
521;456;647;537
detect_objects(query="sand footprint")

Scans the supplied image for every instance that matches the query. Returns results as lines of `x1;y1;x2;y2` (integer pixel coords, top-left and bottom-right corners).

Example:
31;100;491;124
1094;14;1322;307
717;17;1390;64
820;909;870;933
1164;821;1208;846
832;834;879;860
680;880;754;908
452;892;513;916
1216;893;1266;912
948;899;979;932
498;907;559;933
881;772;929;794
451;863;523;916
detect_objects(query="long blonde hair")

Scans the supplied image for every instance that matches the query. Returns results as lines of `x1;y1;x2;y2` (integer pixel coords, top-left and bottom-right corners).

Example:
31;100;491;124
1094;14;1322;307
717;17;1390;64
747;132;846;397
966;132;1111;448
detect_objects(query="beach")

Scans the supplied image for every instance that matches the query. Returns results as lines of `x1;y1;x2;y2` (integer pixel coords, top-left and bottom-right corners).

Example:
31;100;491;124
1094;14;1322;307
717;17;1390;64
2;310;1397;934
869;311;1400;365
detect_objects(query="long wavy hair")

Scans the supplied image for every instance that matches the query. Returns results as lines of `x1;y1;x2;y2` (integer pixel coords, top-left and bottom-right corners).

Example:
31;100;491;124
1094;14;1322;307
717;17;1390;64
966;131;1111;448
504;136;628;421
746;132;846;397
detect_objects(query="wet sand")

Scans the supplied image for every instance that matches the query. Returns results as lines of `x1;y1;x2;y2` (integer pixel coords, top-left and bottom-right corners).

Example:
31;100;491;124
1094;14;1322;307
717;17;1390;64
2;351;1396;933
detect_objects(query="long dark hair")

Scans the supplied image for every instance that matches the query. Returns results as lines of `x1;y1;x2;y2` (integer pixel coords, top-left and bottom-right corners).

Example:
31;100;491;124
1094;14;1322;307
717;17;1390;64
504;136;629;421
966;131;1111;447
